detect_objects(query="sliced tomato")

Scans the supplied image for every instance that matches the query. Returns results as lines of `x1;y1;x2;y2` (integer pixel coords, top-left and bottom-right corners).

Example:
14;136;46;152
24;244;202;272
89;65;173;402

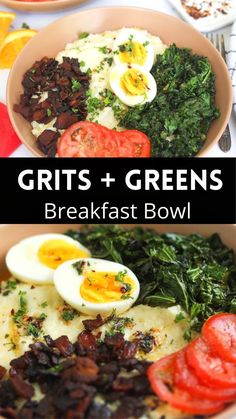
122;129;151;157
186;337;236;389
57;121;151;158
57;121;114;157
202;313;236;363
174;348;236;402
147;353;224;415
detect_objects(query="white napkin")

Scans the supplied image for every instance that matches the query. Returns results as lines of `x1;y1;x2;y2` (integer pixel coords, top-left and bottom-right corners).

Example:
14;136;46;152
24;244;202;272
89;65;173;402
227;20;236;114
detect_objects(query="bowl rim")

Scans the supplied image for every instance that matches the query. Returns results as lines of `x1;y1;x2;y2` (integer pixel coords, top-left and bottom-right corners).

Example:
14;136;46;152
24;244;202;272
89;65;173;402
6;5;233;157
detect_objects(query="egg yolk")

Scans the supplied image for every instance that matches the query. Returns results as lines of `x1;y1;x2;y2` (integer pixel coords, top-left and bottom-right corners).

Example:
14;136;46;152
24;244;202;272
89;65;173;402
80;271;134;303
38;239;89;269
119;41;147;66
120;68;148;96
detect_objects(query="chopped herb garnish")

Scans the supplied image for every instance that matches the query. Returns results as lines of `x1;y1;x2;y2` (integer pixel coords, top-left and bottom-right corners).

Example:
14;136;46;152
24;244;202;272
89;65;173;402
98;46;109;54
73;260;86;275
175;312;186;323
79;32;89;39
106;314;134;336
115;270;127;283
47;108;52;117
61;309;76;322
61;303;79;322
22;22;30;29
121;294;133;300
71;108;79;114
71;78;82;93
48;364;64;373
4;339;17;351
39;313;47;320
86;88;126;123
117;35;135;55
80;61;86;67
1;279;19;296
41;301;48;308
26;323;41;338
13;291;28;325
104;57;113;67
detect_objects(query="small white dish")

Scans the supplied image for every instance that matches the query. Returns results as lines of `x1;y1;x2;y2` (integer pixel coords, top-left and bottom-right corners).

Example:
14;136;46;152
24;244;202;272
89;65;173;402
168;0;236;32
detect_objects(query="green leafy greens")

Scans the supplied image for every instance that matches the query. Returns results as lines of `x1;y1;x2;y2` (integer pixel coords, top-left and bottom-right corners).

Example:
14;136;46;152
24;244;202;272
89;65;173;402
120;45;219;157
67;226;236;338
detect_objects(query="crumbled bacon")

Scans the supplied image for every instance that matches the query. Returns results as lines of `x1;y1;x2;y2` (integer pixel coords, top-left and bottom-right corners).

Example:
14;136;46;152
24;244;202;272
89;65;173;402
77;330;97;352
121;341;139;359
10;376;34;399
0;315;155;418
54;112;79;130
45;335;74;357
14;56;90;157
82;314;104;332
104;332;125;349
0;366;6;380
36;130;60;157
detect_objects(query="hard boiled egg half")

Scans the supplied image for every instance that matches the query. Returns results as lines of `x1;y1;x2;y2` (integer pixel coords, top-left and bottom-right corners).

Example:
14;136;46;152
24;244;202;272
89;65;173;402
6;234;91;285
109;63;157;107
110;28;157;107
113;28;155;71
54;258;140;315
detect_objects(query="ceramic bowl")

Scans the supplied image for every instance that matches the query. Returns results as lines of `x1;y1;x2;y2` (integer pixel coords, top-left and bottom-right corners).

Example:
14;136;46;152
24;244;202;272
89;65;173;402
0;223;235;417
7;7;233;156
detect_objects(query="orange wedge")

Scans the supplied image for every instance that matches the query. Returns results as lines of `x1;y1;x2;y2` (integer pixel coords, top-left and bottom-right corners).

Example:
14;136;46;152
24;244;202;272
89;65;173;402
0;29;37;69
0;11;16;45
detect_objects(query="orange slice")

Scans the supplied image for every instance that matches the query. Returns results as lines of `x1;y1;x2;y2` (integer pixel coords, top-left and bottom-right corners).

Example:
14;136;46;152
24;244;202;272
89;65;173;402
0;11;16;45
0;29;37;69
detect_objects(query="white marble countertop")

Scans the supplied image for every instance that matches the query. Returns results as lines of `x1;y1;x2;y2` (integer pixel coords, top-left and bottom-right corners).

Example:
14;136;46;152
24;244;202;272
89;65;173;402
0;0;236;157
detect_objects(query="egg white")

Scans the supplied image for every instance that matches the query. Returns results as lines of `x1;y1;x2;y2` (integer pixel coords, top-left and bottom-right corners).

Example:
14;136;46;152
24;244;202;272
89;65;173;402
109;63;157;107
53;258;140;315
5;234;90;285
113;27;155;71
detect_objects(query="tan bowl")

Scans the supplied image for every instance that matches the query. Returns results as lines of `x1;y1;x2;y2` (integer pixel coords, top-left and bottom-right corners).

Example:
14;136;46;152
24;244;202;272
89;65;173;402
7;6;233;157
0;0;87;13
0;223;236;417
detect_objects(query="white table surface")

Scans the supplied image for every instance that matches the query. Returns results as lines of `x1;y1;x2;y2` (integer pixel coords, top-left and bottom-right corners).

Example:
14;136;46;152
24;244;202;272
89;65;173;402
0;0;236;157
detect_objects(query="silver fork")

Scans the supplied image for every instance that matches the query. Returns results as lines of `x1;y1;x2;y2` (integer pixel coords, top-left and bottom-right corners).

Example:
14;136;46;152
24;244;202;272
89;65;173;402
206;32;231;153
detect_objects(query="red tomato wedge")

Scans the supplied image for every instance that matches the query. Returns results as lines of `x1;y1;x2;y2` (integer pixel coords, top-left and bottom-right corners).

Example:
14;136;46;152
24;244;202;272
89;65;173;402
186;337;236;389
147;353;224;415
174;349;236;402
57;121;151;157
202;313;236;363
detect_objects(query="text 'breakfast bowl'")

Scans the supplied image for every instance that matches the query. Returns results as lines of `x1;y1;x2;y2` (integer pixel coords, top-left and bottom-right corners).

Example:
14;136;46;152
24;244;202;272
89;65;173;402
7;7;232;158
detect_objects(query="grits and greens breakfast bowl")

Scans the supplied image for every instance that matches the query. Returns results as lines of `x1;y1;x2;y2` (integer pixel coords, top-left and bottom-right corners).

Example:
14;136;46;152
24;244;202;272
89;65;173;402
7;7;232;158
0;223;236;418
